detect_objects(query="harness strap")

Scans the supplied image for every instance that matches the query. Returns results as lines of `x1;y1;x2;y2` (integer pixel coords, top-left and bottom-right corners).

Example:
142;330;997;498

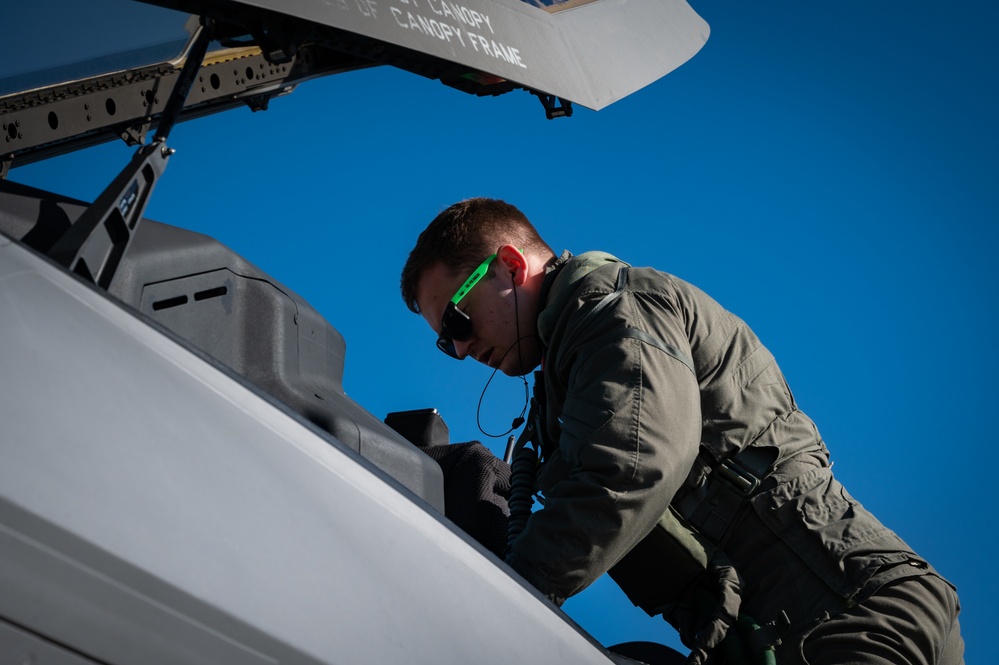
676;446;777;544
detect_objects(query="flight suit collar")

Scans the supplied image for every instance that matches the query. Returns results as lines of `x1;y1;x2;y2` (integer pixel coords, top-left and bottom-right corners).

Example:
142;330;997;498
536;250;625;347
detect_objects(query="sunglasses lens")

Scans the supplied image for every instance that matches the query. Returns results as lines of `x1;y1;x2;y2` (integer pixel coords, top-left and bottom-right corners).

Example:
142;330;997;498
436;302;471;359
440;302;472;341
436;335;460;359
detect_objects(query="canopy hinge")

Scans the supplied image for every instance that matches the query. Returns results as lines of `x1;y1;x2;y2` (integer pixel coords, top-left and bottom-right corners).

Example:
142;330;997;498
532;92;574;120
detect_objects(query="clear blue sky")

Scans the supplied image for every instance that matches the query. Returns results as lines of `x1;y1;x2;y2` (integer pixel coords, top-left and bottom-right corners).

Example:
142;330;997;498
14;0;996;660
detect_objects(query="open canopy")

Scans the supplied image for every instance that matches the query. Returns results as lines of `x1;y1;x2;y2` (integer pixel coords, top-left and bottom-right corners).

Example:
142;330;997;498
1;0;708;169
199;0;710;109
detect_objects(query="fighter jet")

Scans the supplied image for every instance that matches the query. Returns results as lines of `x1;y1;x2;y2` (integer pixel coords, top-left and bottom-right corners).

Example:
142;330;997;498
0;1;707;662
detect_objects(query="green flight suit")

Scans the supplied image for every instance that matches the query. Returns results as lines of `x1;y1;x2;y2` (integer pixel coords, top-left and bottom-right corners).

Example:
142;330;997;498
504;251;962;664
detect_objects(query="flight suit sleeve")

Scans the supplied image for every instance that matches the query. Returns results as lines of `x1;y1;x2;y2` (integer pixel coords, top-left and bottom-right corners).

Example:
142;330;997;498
506;288;702;605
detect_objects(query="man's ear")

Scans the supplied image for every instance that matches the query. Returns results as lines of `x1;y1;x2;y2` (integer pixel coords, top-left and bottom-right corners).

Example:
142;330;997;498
497;244;529;286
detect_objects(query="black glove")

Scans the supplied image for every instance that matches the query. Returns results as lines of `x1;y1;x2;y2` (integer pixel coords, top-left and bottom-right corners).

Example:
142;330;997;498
423;441;511;557
661;551;743;665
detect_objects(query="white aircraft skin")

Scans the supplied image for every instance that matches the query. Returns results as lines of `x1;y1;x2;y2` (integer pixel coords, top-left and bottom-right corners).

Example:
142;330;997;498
0;233;624;664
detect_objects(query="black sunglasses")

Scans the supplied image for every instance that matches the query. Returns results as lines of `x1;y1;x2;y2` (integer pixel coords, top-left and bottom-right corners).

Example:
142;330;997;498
436;254;496;359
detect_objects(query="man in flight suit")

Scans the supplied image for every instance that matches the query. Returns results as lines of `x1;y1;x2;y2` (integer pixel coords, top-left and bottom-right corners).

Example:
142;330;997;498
400;198;964;664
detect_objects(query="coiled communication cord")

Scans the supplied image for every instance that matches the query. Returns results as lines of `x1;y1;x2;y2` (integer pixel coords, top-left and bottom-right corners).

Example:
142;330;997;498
504;422;539;557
